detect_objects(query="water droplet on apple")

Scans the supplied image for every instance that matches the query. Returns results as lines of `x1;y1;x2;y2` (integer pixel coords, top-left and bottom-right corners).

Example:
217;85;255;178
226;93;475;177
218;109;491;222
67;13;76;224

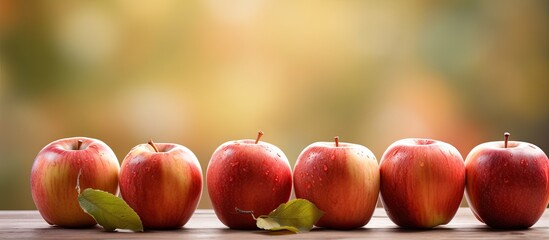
242;167;248;172
312;180;315;184
420;162;424;167
330;155;335;160
272;188;276;192
313;166;317;170
264;170;270;176
229;176;234;182
323;164;328;171
318;177;323;182
306;184;311;189
274;176;279;182
520;159;528;166
230;162;239;167
503;162;508;167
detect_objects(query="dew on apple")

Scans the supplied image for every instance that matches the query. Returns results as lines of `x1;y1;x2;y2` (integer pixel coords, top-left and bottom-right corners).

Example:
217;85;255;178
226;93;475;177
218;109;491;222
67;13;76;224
323;164;328;171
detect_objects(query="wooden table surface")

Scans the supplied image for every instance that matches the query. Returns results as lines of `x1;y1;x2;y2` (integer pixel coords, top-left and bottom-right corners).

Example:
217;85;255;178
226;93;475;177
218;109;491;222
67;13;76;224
1;208;548;239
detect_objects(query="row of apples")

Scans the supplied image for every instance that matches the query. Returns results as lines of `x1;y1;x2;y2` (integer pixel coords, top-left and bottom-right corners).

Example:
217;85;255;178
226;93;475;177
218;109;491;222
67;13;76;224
30;131;549;230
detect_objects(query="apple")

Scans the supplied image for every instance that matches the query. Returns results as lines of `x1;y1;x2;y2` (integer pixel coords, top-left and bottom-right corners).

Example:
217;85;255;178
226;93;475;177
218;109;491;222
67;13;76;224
207;131;292;229
30;137;120;227
119;139;203;229
465;132;549;229
379;138;465;228
293;136;379;229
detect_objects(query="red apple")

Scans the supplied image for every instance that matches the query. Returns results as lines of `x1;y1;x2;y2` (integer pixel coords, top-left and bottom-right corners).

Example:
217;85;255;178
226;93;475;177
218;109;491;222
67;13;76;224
465;132;549;229
379;138;465;228
293;136;379;229
207;131;292;229
119;139;203;229
30;137;120;227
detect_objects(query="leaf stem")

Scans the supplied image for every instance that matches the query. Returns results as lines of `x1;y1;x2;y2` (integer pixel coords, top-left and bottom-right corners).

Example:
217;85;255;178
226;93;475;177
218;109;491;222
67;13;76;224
77;140;83;150
334;136;339;147
235;207;257;220
75;168;82;194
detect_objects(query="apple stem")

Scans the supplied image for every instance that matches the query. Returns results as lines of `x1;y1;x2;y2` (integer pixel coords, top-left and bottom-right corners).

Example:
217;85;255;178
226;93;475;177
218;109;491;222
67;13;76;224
235;207;257;220
148;139;159;152
504;132;510;148
77;140;83;150
255;131;264;144
335;136;339;147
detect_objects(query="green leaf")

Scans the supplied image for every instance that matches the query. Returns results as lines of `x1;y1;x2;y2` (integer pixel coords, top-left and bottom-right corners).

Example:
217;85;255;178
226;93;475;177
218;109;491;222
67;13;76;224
77;188;144;232
256;199;324;233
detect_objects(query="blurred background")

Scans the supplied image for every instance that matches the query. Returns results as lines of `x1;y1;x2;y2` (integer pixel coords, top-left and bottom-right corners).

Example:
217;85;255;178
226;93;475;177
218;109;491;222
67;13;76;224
1;0;548;209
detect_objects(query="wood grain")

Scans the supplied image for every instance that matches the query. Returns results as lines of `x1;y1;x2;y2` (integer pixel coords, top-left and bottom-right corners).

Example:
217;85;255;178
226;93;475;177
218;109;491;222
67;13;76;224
1;208;548;239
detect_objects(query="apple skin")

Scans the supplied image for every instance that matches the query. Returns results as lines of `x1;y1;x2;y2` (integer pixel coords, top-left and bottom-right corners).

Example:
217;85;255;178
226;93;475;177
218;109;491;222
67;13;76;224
293;141;379;229
30;137;120;227
465;140;549;229
207;138;292;229
119;142;203;229
379;138;465;228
